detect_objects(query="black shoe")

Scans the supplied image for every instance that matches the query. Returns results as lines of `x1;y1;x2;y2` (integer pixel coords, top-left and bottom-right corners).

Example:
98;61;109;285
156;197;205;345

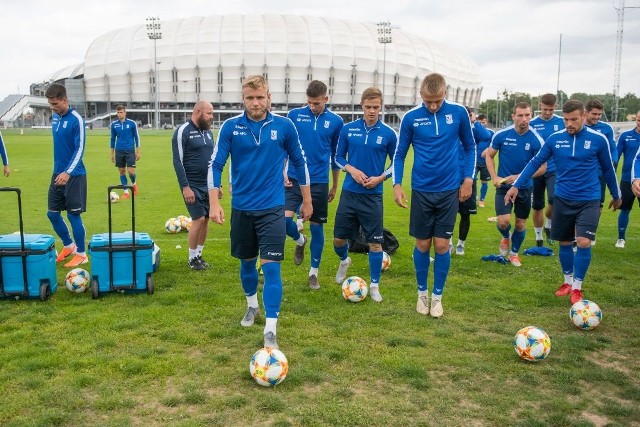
544;227;555;245
188;257;206;271
536;239;544;247
197;255;210;269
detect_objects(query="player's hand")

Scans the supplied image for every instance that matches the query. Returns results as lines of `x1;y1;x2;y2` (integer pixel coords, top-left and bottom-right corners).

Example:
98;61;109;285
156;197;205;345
284;178;293;188
111;153;115;163
363;175;383;189
609;198;622;211
393;185;409;209
136;151;141;161
504;187;519;205
209;205;225;224
632;180;640;197
458;178;473;202
182;186;195;204
217;187;224;199
3;165;9;177
54;172;70;186
328;186;337;202
492;176;504;188
300;200;313;221
347;166;368;186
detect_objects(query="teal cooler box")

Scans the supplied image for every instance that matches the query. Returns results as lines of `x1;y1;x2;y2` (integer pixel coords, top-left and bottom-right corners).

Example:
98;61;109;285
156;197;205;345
89;231;155;298
0;234;58;300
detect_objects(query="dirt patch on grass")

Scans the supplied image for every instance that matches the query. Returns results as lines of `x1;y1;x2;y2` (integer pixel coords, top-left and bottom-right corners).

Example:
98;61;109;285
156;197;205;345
590;351;632;376
581;411;611;427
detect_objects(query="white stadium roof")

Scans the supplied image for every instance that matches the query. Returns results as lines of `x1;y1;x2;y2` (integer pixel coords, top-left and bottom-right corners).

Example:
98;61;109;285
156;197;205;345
81;14;483;107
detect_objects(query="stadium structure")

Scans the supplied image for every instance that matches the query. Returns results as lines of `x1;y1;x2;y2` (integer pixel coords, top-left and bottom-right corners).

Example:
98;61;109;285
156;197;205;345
0;14;482;129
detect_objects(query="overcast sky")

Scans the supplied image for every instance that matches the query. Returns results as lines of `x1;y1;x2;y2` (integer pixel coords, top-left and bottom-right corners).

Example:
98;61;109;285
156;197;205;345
1;0;638;103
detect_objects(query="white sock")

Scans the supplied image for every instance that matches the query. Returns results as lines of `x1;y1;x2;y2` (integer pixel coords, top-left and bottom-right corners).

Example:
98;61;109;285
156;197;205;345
371;282;379;289
431;293;442;302
65;243;76;249
309;267;318;277
264;318;277;335
247;294;259;308
124;189;129;194
457;240;465;247
296;235;305;245
534;227;543;240
188;248;198;260
196;245;204;255
418;290;428;297
545;218;552;228
572;279;582;290
563;274;573;284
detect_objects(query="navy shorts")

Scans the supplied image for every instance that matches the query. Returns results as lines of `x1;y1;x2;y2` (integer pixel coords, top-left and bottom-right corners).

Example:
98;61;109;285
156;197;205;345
284;181;329;223
115;149;136;168
184;185;209;220
334;190;384;244
532;171;556;210
459;181;477;215
620;180;640;211
230;206;285;261
476;164;490;181
495;186;531;219
48;174;87;214
551;196;601;242
409;189;458;240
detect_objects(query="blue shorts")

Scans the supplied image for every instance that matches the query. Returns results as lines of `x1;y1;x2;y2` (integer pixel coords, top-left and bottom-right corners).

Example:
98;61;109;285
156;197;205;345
115;149;136;168
532;171;556;210
495;186;531;219
184;185;209;220
333;190;383;244
284;181;329;223
620;180;640;211
48;174;87;214
230;206;285;261
551;196;601;242
409;189;458;240
459;181;477;215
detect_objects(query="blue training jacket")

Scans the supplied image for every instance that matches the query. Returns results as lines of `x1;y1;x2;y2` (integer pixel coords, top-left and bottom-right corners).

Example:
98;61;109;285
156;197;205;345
335;118;397;195
110;118;140;151
393;100;476;192
617;127;640;182
51;106;86;176
474;122;493;167
530;114;564;173
0;131;8;166
514;126;620;201
490;125;544;189
286;105;343;184
586;121;618;165
210;111;309;211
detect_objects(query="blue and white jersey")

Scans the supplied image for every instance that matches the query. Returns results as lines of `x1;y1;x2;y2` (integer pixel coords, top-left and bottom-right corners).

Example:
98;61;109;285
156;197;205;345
0;131;8;166
473;121;493;167
514;126;620;201
617;127;640;182
172;120;214;189
530;114;564;173
586;120;618;165
51;106;86;176
210;111;309;211
110;118;140;151
490;126;544;188
335;118;397;195
394;100;476;192
286;105;343;184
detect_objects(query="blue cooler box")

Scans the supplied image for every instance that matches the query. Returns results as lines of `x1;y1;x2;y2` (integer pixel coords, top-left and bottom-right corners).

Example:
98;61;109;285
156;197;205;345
89;231;154;297
0;234;58;300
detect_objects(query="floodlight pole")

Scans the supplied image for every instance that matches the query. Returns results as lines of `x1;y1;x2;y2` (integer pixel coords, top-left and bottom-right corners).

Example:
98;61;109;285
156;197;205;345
377;21;392;123
146;17;162;129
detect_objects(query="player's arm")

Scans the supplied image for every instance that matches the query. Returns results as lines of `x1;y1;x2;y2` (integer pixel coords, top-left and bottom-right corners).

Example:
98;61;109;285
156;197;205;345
134;122;141;160
598;138;621;210
459;111;476;201
57;117;85;185
284;121;313;220
328;122;343;201
485;146;501;187
0;132;9;177
393;118;412;208
208;124;232;224
110;123;116;162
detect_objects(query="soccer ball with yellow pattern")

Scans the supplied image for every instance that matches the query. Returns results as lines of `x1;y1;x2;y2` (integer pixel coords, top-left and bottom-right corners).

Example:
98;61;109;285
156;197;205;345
165;217;182;234
513;326;551;362
65;268;91;293
249;347;289;387
341;276;368;302
381;251;391;271
570;300;602;330
177;215;192;232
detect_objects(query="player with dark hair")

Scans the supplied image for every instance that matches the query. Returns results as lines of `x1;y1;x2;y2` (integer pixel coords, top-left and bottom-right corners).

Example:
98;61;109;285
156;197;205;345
475;113;494;208
286;80;344;289
0;131;9;177
172;101;216;270
393;73;476;318
44;83;89;268
529;93;564;246
614;111;640;248
486;102;546;267
110;105;141;199
332;87;397;303
209;75;312;350
505;100;621;304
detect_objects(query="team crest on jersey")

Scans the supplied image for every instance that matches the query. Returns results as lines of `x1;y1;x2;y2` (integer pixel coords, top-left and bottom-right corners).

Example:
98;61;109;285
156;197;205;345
525;143;530;150
271;130;278;140
376;136;383;145
554;125;558;131
445;114;453;124
584;140;591;149
324;120;330;128
62;121;68;129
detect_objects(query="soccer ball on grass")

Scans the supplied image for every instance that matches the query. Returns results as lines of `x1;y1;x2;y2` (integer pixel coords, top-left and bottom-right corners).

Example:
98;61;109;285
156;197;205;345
341;276;368;302
249;347;289;386
570;300;602;330
177;215;192;231
109;191;119;203
65;268;91;293
165;217;182;234
513;325;551;362
381;251;391;271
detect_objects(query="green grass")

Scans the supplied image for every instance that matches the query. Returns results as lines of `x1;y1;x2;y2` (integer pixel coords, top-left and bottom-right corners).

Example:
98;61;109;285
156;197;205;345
0;128;638;426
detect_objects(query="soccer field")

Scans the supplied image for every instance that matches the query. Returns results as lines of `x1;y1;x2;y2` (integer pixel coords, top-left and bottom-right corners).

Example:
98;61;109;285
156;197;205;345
0;128;638;426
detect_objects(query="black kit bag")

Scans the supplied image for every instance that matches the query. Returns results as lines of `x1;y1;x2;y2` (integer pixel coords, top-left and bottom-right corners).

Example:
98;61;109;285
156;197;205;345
348;227;399;255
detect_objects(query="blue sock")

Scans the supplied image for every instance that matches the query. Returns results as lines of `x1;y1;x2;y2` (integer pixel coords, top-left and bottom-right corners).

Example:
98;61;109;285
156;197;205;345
120;175;127;186
480;182;488;201
334;242;349;261
559;244;574;276
129;173;136;184
368;250;383;286
618;210;630;240
511;228;525;253
67;213;86;253
433;252;451;296
240;259;259;296
413;247;430;292
285;217;301;240
47;211;72;246
309;224;324;268
497;223;511;239
573;247;592;282
261;262;282;319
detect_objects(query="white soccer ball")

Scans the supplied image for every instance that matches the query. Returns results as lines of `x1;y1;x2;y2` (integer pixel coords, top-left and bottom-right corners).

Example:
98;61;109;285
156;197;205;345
65;268;91;293
249;347;289;387
381;251;391;271
165;217;182;234
177;215;192;231
109;191;119;203
341;276;368;302
513;326;551;362
570;300;602;330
